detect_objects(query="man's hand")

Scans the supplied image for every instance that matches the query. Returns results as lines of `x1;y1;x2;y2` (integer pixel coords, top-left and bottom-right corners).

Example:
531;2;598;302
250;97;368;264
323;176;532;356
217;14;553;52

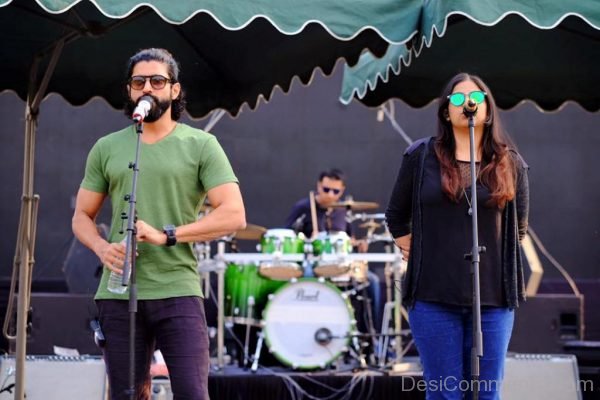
136;220;168;246
96;240;127;275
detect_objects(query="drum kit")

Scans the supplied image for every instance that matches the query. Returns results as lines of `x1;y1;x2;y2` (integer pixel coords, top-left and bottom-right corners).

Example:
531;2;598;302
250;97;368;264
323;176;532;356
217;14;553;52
197;199;410;372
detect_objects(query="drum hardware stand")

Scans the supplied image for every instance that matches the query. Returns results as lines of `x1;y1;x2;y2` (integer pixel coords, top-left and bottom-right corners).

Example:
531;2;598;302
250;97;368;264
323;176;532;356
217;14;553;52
352;280;378;362
390;248;420;374
243;296;255;369
392;246;402;363
250;331;264;373
214;241;228;370
196;241;213;298
351;336;368;369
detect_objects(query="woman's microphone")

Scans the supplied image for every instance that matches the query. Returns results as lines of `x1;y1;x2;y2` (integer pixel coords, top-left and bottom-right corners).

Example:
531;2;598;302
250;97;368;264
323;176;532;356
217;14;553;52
463;98;478;117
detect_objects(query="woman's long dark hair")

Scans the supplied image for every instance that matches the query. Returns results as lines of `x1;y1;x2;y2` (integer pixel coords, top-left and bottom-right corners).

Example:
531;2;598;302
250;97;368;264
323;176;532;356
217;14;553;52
435;73;516;208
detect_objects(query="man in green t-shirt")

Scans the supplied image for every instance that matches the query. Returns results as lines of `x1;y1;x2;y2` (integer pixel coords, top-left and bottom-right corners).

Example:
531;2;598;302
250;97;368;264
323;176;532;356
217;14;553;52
72;48;245;400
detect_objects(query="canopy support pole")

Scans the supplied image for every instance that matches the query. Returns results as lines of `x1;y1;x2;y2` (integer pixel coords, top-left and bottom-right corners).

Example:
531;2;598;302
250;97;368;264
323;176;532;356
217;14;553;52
379;101;413;146
12;39;64;400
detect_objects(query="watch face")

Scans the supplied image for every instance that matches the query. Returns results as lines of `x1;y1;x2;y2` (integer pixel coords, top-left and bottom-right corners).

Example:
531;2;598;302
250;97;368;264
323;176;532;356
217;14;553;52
163;225;177;246
164;224;176;232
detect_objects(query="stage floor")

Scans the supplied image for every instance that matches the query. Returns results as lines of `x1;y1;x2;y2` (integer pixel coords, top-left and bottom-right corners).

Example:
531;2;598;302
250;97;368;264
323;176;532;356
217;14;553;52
203;364;425;400
196;352;598;400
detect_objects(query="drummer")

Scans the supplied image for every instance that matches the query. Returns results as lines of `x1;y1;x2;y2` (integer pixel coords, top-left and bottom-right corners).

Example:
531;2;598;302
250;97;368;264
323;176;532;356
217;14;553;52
284;168;382;328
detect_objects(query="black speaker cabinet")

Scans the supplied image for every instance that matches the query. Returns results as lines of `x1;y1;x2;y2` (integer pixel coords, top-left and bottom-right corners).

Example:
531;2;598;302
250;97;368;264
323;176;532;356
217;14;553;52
509;294;584;353
502;353;582;400
0;355;106;399
11;293;100;355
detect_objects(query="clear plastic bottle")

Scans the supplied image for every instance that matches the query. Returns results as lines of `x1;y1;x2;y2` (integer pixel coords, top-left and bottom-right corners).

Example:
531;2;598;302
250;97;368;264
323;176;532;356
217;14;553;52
107;238;130;294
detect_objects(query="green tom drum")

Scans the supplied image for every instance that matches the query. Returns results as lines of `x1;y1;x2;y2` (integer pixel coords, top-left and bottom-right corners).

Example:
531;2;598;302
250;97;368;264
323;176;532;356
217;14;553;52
259;229;304;280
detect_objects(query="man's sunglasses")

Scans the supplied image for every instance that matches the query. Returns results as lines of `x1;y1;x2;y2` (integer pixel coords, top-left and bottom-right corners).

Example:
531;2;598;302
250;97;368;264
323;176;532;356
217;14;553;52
128;75;172;90
447;90;487;107
322;186;342;195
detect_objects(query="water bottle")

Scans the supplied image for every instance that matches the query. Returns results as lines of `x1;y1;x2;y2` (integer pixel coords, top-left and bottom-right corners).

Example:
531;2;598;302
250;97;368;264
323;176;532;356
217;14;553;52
107;238;130;294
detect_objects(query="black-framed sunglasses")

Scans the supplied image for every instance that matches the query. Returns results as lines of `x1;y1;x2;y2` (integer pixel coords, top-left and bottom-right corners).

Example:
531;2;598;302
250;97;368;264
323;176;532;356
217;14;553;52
128;75;172;90
447;90;487;107
322;186;342;195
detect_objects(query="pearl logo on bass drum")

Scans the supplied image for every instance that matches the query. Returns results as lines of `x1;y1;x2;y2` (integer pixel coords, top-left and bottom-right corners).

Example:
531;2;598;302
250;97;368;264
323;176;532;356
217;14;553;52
295;288;320;302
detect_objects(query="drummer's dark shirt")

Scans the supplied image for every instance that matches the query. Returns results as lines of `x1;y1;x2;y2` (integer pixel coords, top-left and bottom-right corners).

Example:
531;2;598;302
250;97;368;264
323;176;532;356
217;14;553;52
284;198;352;237
416;153;505;307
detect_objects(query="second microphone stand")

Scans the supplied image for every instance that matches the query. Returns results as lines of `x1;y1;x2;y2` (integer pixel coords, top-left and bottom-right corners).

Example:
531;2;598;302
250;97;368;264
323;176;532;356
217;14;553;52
464;107;484;400
120;120;144;400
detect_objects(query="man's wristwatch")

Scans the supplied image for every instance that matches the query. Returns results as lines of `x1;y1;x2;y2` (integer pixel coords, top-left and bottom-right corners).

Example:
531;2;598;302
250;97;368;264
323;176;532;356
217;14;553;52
163;224;177;247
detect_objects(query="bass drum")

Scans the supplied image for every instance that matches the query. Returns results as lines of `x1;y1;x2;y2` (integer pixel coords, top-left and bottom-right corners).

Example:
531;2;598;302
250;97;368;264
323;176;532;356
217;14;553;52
262;279;355;369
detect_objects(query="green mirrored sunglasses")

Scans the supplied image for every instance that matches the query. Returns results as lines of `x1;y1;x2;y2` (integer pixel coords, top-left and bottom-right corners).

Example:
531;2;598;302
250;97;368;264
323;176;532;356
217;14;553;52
447;90;487;107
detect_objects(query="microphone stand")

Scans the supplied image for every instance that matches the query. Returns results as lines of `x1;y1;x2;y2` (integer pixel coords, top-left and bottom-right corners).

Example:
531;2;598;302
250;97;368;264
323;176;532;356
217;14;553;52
121;119;143;400
464;104;484;400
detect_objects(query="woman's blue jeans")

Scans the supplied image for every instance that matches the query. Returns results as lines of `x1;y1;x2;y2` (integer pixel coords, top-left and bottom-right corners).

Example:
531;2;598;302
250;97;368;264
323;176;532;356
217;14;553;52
408;300;514;400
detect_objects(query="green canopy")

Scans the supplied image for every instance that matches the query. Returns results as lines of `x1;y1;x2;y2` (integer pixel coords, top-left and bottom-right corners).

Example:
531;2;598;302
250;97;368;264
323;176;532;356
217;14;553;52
340;0;600;111
1;0;422;117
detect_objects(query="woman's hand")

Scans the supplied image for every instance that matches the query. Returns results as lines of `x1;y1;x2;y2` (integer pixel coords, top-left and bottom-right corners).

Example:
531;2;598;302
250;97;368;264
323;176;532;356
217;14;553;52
394;234;412;260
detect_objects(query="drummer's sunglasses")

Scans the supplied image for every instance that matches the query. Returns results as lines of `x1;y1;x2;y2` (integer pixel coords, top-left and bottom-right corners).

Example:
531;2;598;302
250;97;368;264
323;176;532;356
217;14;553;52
322;187;342;195
448;90;487;107
129;75;172;90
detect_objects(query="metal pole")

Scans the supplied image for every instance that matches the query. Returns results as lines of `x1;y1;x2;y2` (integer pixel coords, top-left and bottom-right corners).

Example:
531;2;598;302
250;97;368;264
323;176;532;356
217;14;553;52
13;113;37;400
13;40;64;400
466;113;483;400
392;246;402;361
216;241;226;369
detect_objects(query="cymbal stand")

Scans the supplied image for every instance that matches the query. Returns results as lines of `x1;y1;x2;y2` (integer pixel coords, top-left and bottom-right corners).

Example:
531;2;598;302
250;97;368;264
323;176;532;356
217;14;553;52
195;241;212;298
389;247;419;373
392;246;403;363
378;242;395;367
376;246;417;371
251;331;264;373
344;279;377;365
378;301;395;368
214;241;227;370
243;297;255;368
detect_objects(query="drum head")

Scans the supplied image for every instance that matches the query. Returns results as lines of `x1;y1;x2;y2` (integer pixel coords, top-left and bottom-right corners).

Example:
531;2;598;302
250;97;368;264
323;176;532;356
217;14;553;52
262;279;354;369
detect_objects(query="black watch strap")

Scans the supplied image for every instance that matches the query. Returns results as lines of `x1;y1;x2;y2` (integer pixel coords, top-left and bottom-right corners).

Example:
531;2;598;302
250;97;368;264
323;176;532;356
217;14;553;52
163;224;177;247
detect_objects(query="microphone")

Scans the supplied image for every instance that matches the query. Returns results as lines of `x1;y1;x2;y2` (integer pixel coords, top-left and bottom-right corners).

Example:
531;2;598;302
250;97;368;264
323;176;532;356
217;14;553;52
463;98;478;116
292;214;306;233
132;95;155;123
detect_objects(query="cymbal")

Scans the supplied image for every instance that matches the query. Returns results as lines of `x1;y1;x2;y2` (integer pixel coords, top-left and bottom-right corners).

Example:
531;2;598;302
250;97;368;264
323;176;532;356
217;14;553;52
359;220;382;230
330;200;379;211
234;223;267;240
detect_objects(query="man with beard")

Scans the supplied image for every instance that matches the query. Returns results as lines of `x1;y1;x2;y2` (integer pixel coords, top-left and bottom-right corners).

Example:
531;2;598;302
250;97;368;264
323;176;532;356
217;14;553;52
72;48;246;399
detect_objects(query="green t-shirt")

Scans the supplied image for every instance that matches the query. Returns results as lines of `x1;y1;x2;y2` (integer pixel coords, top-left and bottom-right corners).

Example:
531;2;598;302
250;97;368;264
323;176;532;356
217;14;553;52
81;123;238;300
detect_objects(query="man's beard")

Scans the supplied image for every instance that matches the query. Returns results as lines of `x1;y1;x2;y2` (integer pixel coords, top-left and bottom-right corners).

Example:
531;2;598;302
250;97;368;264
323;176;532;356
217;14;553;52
124;95;172;123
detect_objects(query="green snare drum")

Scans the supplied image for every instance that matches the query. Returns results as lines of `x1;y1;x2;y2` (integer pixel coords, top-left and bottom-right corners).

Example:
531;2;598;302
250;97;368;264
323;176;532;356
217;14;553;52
259;229;304;280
